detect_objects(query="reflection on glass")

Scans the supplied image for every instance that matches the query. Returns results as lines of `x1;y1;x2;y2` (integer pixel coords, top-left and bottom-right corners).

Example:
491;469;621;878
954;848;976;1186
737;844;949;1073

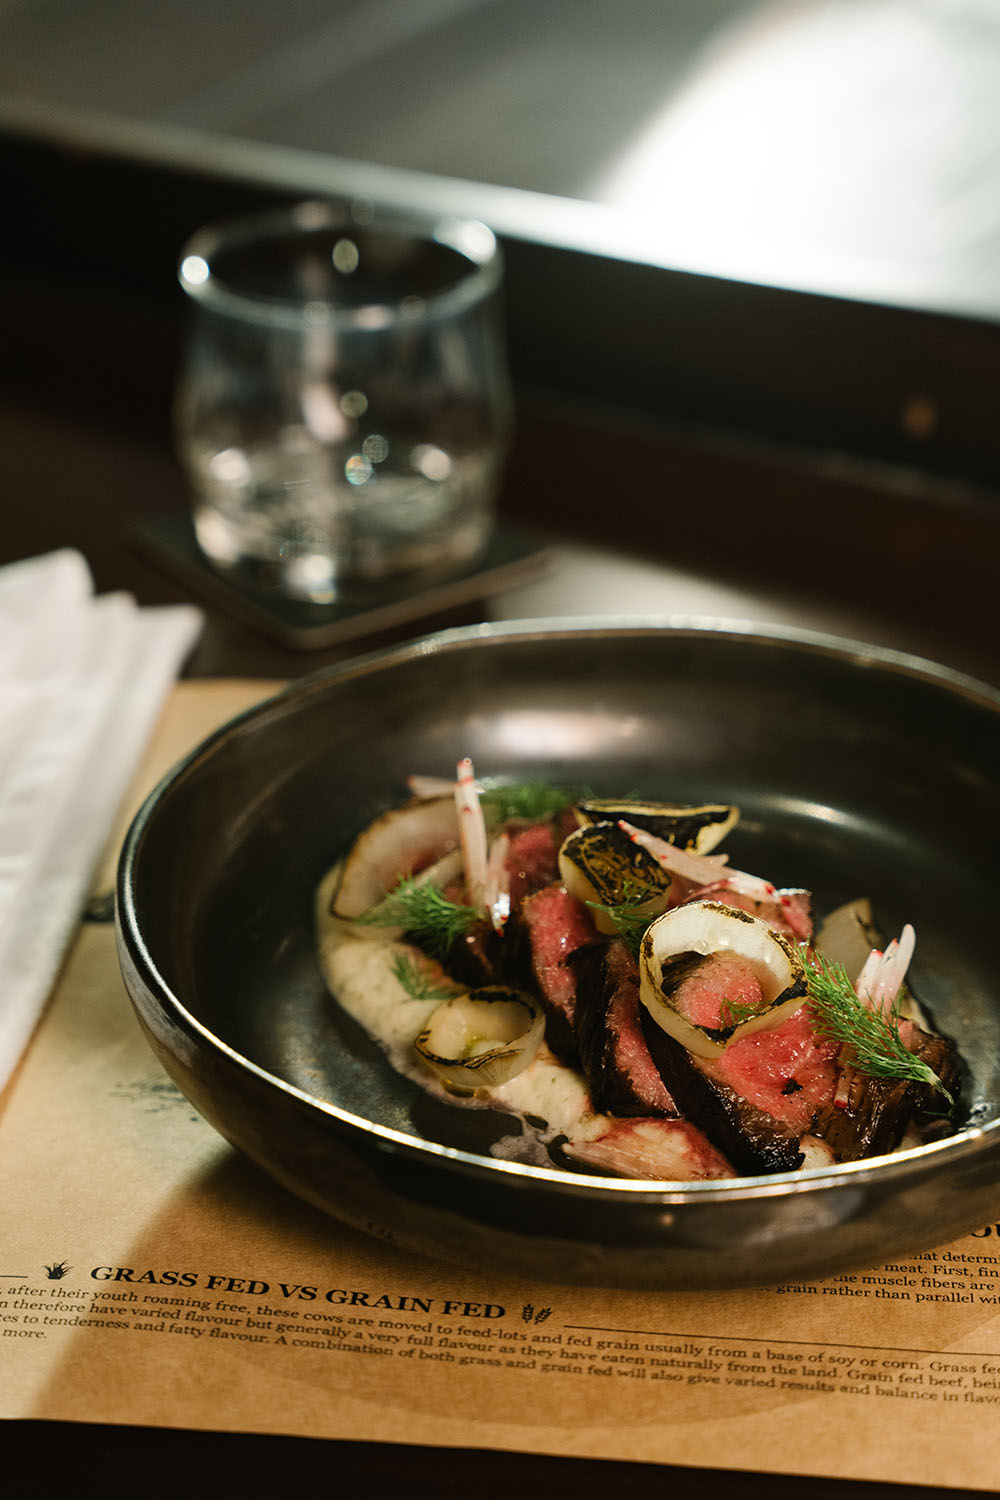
174;199;512;604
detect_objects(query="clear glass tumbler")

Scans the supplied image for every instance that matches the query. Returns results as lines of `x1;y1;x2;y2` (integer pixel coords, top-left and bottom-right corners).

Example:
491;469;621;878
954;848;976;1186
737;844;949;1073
174;199;512;604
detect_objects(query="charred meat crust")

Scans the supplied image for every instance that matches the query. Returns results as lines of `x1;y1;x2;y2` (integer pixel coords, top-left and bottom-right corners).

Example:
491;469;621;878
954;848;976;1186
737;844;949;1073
573;940;679;1118
434;917;506;990
517;883;601;1062
812;1025;963;1161
640;1010;805;1175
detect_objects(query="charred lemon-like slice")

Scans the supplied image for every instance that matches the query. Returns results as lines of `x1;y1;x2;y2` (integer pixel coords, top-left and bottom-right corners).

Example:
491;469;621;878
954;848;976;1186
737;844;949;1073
558;821;675;933
638;900;807;1058
575;799;738;855
414;986;545;1094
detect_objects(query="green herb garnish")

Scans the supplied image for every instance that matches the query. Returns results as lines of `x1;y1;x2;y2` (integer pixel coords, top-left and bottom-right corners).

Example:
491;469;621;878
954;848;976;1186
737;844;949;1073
391;952;463;1002
718;997;767;1029
585;880;662;959
358;877;480;959
802;948;953;1106
480;780;574;824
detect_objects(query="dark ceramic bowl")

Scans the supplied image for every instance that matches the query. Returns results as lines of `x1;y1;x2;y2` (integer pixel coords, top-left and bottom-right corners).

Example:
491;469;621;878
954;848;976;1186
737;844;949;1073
116;619;1000;1288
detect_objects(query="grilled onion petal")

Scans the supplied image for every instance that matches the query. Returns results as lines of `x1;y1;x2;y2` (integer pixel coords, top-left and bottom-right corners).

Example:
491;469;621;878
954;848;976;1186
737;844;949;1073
576;798;739;854
331;794;460;920
814;897;880;984
558;822;674;933
414;986;545;1093
639;900;807;1058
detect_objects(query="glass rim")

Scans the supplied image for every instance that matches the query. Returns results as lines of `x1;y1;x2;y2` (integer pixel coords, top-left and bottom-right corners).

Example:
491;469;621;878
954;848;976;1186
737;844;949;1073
177;198;504;330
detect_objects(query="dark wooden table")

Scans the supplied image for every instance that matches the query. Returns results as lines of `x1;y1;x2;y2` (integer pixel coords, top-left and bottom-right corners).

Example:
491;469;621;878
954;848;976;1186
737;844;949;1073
3;161;999;1499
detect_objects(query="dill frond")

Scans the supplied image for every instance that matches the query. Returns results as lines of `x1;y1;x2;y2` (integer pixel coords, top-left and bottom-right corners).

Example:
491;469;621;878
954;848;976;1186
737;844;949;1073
358;878;480;958
718;997;767;1029
480;780;574;824
391;952;463;1002
585;879;662;959
802;948;953;1105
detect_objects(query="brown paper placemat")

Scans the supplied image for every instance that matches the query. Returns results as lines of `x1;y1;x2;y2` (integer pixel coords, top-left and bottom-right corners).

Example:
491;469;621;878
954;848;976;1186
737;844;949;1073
2;681;999;1489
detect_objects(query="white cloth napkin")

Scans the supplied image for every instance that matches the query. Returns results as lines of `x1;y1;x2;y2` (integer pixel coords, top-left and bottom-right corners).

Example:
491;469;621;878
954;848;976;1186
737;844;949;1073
0;550;203;1093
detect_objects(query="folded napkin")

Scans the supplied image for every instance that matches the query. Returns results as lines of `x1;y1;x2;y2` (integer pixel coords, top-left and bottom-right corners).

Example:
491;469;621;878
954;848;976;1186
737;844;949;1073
0;550;203;1094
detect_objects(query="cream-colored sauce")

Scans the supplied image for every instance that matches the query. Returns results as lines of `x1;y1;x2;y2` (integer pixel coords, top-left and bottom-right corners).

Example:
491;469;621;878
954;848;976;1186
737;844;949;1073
315;865;609;1166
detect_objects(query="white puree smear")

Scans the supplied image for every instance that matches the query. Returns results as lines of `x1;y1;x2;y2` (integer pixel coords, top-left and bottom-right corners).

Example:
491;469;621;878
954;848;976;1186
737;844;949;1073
314;865;609;1165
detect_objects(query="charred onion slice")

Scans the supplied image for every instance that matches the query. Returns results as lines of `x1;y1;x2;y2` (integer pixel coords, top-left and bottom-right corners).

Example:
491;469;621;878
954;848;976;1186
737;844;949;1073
330;794;460;920
414;986;545;1093
558;821;674;933
814;897;880;984
575;799;738;855
639;900;807;1058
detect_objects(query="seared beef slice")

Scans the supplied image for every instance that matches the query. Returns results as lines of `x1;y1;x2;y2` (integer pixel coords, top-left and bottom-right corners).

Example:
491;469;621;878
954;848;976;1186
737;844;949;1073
641;1005;840;1175
519;883;599;1061
812;1021;962;1161
574;939;679;1117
